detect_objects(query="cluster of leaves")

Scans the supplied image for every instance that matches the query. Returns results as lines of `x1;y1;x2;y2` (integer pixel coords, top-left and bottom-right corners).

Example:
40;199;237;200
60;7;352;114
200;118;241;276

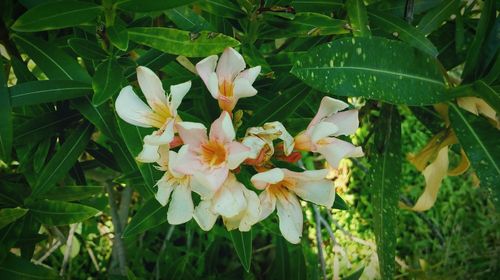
0;0;498;279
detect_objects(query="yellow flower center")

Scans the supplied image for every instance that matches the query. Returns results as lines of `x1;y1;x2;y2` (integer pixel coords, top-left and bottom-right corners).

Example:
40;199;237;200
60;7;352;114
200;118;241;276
219;80;234;97
268;178;296;197
201;140;227;167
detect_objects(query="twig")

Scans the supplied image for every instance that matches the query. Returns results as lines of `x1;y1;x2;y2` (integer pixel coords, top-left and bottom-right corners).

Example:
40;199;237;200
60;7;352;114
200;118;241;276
60;224;77;276
106;183;128;275
86;245;100;271
155;225;176;280
118;187;133;232
313;205;327;280
34;240;62;265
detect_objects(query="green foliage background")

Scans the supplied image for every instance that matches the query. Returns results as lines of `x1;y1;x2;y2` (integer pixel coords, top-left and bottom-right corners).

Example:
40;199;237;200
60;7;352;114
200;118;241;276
0;0;498;279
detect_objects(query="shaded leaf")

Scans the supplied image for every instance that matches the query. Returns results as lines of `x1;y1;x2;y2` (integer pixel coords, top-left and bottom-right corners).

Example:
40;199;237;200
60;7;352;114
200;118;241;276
117;0;197;12
0;208;28;230
473;80;499;113
27;199;99;226
0;59;12;162
68;38;108;60
108;22;129;51
122;198;167;237
229;229;252;272
10;80;91;107
92;58;124;106
417;0;459;35
40;186;103;201
0;253;59;279
346;0;371;37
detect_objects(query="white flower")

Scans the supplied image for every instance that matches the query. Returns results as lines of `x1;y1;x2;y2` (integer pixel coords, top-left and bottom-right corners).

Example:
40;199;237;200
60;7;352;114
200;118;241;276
251;168;335;244
115;66;191;163
242;121;294;165
294;96;363;168
196;47;261;112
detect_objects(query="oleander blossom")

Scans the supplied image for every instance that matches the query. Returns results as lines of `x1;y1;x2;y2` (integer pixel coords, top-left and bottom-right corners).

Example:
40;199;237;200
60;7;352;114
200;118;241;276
115;66;191;163
251;168;335;244
196;47;261;112
174;111;251;194
294;96;364;168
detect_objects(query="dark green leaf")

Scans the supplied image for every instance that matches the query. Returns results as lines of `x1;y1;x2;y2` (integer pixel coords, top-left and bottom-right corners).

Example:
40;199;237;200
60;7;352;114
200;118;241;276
27;199;99;225
346;0;371;37
68;38;108;60
71;97;116;139
12;33;91;82
31;122;93;198
166;6;215;32
128;27;240;57
229;229;252;272
10;56;36;83
14;111;80;145
291;0;343;13
344;267;365;280
108;22;129;51
10;80;91;107
92;59;124;106
242;44;273;76
291;36;447;105
40;186;103;201
0;253;59;279
370;104;401;280
473;80;499;113
122;198;167;238
0;59;12;162
449;104;500;209
368;11;438;57
417;0;459;35
11;0;103;32
198;0;245;19
0;208;28;230
333;194;348;210
33;138;52;173
117;0;197;12
124;49;175;79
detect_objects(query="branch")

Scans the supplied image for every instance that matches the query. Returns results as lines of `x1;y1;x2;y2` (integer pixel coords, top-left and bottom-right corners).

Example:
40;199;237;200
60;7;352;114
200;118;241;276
313;205;327;280
60;223;77;276
106;183;128;275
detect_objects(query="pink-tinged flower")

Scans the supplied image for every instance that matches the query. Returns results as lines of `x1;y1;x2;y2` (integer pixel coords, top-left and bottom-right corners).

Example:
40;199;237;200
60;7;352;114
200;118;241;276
251;168;335;244
196;47;261;112
193;173;260;231
115;66;191;163
155;149;194;225
175;111;250;194
294;97;363;168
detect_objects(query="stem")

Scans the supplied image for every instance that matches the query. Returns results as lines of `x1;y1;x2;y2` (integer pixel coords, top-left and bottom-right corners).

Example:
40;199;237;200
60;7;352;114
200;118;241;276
60;224;77;276
106;183;128;276
313;205;327;280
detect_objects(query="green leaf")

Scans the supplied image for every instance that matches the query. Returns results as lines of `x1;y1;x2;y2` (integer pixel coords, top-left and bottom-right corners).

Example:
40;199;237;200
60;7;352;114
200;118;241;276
462;0;496;82
333;194;348;210
368;11;438;57
117;118;159;198
71;96;116;139
242;44;273;76
40;186;103;201
291;36;447;105
128;27;240;57
122;198;167;238
0;253;59;279
14;111;80;145
449;104;500;209
117;0;197;12
370;104;401;280
108;22;129;51
10;80;91;107
11;0;103;32
92;59;124;106
12;33;91;82
0;59;12;163
346;0;371;37
262;12;348;39
27;199;99;226
473;80;499;113
417;0;459;35
0;208;28;230
166;6;215;32
67;38;108;60
31;122;93;198
198;0;245;19
124;49;175;79
292;0;343;13
344;267;365;280
243;81;311;130
229;229;252;272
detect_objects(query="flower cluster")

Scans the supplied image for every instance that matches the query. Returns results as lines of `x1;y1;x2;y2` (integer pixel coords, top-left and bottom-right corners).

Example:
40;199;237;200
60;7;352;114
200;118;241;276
115;47;363;244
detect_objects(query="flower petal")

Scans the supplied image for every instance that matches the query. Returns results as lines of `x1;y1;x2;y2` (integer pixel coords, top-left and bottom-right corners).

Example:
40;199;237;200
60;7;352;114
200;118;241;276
169;81;191;113
251;168;285;190
155;176;174;206
194;200;219;231
173;145;203;175
293;178;335;208
115;86;155;127
310;122;339;144
196;55;218;86
143;121;175;146
137;66;169;113
216;47;246;81
212;175;246;218
316;138;364;168
324;110;359;136
236;66;261;84
227;141;250;169
224;187;261;231
233;78;257;99
209;111;235;143
136;143;160;163
258;189;276;221
242;135;267;159
194;167;229;193
308;97;349;130
167;183;194;225
264;122;295;156
276;191;303;244
176;121;208;148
